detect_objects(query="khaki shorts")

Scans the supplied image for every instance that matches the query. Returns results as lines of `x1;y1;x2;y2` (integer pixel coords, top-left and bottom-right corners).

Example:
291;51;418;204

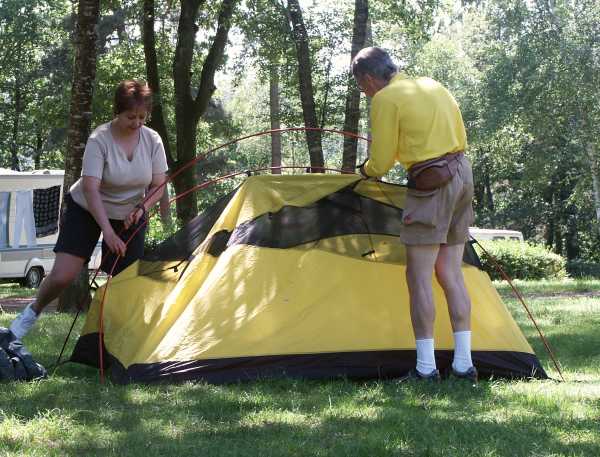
400;155;474;246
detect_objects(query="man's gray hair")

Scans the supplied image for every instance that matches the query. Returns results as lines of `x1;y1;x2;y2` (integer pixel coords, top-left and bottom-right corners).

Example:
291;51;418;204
351;47;398;82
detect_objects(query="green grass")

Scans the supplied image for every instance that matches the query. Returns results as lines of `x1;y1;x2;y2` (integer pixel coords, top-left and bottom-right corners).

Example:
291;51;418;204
0;282;35;300
1;280;599;456
494;278;600;297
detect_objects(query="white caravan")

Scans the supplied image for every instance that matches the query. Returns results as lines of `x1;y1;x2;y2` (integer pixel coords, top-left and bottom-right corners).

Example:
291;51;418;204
0;169;100;287
469;227;524;242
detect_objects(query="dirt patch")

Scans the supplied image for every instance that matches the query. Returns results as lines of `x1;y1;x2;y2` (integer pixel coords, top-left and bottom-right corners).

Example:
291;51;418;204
498;291;600;300
0;298;57;313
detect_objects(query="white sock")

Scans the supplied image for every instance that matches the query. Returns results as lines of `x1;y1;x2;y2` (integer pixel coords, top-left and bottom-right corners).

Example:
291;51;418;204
9;303;39;340
452;330;473;373
415;338;437;374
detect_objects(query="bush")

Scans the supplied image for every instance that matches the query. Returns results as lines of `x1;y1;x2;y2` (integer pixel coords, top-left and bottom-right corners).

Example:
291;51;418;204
474;240;567;280
566;259;600;278
144;214;179;251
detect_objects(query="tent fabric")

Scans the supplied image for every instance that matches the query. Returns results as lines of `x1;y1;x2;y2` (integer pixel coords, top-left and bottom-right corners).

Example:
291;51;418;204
71;174;547;383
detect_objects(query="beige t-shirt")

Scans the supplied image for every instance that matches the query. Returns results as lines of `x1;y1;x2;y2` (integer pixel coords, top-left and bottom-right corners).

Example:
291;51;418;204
70;122;168;220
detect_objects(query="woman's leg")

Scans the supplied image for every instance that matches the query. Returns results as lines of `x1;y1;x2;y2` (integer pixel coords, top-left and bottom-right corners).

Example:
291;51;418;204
10;252;85;339
32;253;87;313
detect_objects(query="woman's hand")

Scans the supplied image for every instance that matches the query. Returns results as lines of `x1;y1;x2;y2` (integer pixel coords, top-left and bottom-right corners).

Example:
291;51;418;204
102;228;127;257
124;205;144;230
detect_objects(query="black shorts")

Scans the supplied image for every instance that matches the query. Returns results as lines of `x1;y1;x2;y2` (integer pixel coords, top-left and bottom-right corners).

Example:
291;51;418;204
54;194;146;275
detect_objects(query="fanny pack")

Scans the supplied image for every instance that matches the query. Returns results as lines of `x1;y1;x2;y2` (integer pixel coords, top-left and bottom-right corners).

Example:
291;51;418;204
407;152;464;191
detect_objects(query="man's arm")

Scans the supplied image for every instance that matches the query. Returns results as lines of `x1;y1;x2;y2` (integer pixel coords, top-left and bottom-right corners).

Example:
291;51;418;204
362;95;400;178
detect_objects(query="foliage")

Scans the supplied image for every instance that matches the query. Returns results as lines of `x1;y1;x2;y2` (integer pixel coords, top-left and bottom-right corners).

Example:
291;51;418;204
144;210;179;251
476;240;567;281
0;0;72;170
566;259;600;279
471;0;600;260
1;0;599;263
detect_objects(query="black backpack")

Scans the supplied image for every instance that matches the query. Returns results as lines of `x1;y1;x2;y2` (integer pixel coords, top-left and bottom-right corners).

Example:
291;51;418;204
0;327;47;381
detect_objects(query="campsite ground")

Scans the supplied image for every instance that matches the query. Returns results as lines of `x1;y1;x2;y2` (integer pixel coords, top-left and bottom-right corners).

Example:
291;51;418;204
0;279;599;457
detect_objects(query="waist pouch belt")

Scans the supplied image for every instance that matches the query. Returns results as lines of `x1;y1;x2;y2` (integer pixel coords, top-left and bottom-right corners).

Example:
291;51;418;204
407;151;464;191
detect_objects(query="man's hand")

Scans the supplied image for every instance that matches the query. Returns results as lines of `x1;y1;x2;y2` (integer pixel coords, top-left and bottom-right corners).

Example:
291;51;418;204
102;228;126;258
356;159;371;179
359;164;370;179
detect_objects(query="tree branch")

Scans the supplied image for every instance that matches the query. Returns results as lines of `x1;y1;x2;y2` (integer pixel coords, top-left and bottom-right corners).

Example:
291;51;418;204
192;0;237;122
143;0;175;168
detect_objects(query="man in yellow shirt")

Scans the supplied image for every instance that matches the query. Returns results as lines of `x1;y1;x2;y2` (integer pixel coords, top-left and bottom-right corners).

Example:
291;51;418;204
353;47;476;382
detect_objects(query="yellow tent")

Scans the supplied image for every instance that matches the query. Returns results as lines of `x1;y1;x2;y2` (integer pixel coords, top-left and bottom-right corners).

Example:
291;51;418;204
71;174;546;383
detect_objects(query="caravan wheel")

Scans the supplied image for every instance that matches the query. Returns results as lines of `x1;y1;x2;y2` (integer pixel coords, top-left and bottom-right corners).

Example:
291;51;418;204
22;267;44;289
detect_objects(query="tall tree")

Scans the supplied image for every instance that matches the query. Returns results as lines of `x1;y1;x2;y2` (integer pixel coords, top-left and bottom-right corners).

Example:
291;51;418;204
239;0;294;172
142;0;173;168
478;0;600;258
341;0;368;172
58;0;100;312
165;0;237;222
284;0;324;171
0;0;71;170
269;63;282;173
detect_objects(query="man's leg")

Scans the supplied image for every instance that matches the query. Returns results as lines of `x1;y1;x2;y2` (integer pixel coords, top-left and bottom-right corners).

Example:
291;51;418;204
10;253;85;339
435;243;474;373
406;244;440;375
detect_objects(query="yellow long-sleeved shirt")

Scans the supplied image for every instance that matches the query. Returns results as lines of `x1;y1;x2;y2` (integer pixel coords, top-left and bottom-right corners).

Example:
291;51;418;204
363;73;467;177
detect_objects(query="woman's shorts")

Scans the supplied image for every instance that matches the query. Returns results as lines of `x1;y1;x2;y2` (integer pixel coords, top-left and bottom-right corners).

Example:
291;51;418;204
54;194;146;275
400;155;474;246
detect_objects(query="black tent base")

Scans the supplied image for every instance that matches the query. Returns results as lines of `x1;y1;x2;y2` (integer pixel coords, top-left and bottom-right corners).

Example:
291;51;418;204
71;333;547;384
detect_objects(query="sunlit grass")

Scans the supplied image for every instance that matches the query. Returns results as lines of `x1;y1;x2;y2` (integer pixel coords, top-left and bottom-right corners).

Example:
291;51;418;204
0;282;35;300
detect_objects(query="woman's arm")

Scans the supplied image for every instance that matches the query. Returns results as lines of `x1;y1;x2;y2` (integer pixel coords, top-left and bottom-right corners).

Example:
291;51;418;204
82;176;127;257
124;172;167;229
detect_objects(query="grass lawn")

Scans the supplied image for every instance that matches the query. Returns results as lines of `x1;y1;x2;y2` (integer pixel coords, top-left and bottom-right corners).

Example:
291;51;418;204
0;279;599;457
0;283;36;300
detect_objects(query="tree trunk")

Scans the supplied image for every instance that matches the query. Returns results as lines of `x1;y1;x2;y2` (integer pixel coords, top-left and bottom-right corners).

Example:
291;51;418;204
270;63;282;174
365;16;373;155
58;0;100;313
34;128;43;169
285;0;323;171
587;143;600;235
10;75;22;171
342;0;368;172
483;163;494;213
319;57;332;129
172;0;236;223
142;0;174;168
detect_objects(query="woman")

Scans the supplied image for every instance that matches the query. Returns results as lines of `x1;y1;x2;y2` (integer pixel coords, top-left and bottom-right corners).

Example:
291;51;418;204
9;80;168;341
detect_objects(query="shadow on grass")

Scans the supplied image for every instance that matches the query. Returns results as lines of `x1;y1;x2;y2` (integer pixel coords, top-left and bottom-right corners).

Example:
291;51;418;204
1;375;599;457
1;303;599;457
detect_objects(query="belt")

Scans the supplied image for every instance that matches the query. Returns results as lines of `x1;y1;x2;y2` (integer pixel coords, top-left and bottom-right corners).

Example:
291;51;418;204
408;150;464;173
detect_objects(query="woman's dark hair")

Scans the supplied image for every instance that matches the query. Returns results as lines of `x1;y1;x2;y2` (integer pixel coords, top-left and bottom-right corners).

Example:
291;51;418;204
113;80;153;116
